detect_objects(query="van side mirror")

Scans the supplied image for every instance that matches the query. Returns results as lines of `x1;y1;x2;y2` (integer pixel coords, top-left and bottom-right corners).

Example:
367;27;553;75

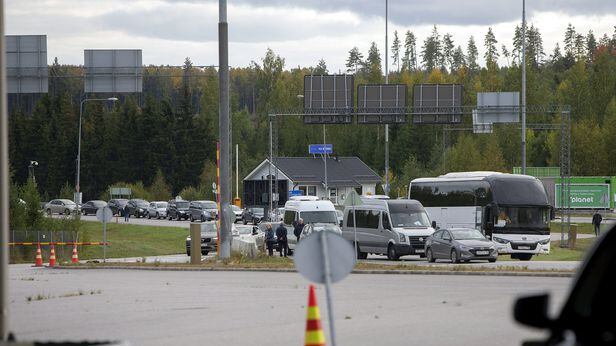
431;221;437;229
514;294;553;329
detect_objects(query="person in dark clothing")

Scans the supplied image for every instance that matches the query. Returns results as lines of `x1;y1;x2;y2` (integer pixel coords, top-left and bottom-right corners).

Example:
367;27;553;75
294;218;305;241
592;211;603;236
275;222;288;257
124;205;130;222
264;224;276;256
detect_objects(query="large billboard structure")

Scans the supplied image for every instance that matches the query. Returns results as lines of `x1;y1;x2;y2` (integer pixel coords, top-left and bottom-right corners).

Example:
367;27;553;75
356;84;407;124
6;35;48;93
303;75;353;124
476;92;520;123
555;184;610;209
84;49;143;93
412;84;463;124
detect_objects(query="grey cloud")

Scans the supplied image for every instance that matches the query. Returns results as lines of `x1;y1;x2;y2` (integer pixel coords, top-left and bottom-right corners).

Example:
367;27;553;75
169;0;616;26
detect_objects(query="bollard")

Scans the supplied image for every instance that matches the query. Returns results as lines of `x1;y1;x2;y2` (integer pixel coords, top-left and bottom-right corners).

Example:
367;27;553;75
568;224;577;249
190;223;201;264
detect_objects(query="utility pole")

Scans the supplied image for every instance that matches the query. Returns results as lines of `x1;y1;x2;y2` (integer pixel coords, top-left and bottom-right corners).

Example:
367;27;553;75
218;0;231;258
1;1;11;339
384;0;390;196
521;0;527;175
323;125;328;200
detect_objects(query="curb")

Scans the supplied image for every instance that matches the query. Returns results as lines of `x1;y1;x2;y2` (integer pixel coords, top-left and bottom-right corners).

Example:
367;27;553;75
55;265;575;278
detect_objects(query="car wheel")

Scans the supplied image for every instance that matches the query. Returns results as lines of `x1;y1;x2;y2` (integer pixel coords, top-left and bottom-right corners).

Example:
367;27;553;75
202;251;209;256
451;249;460;263
355;243;368;260
177;214;181;221
201;215;205;222
488;258;497;263
190;215;194;222
46;209;52;216
426;248;435;263
517;253;533;261
253;218;257;225
387;244;400;261
186;250;190;257
243;218;247;225
64;209;71;215
156;213;160;219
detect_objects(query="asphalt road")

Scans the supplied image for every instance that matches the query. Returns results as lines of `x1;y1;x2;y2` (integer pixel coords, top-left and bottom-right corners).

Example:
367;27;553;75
8;265;571;346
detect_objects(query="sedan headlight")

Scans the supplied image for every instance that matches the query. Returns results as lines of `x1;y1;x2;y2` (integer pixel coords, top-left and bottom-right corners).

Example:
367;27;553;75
459;245;472;251
538;238;550;245
493;237;510;244
398;233;406;242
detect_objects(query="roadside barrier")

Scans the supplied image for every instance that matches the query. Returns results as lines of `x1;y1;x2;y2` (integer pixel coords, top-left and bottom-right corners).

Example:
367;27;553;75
33;243;43;267
48;245;56;267
71;244;79;263
305;285;326;346
9;242;109;246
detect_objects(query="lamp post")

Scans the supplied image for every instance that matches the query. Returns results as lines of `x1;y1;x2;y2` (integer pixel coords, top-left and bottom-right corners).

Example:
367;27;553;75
76;97;118;204
28;160;38;184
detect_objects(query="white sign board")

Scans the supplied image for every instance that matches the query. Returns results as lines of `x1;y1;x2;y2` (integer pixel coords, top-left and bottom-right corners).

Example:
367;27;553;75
84;49;143;93
6;35;48;93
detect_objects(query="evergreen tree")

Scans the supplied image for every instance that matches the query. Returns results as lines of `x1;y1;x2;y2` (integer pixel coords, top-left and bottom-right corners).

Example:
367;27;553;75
564;23;577;58
501;44;510;66
484;27;499;66
314;59;328;74
527;25;545;67
365;42;383;83
391;30;401;73
466;36;479;71
442;33;455;71
574;33;586;60
452;46;466;71
422;26;442;71
586;30;597;61
402;30;417;71
345;47;364;73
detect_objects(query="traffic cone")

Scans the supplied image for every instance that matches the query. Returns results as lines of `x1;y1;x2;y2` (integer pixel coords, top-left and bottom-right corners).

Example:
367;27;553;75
71;245;79;264
48;244;56;268
305;285;326;346
33;243;43;267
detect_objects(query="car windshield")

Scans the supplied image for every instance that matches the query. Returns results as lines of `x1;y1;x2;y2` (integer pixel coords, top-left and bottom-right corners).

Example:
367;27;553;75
62;200;76;206
201;223;217;233
135;200;148;207
176;201;189;208
497;206;550;229
252;208;264;215
93;201;106;207
300;211;338;224
202;202;217;209
231;205;241;211
451;229;485;240
390;210;431;228
156;202;167;208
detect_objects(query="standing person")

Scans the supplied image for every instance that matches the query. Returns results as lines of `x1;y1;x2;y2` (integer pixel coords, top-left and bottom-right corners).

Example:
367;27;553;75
124;204;130;222
264;224;276;256
275;222;288;257
294;218;305;241
592;210;603;236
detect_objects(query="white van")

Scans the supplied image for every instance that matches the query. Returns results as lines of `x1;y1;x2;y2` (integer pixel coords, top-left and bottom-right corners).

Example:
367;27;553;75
342;197;435;260
283;196;338;252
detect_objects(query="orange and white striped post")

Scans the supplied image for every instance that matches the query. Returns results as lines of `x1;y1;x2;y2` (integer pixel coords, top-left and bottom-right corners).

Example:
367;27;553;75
305;285;326;346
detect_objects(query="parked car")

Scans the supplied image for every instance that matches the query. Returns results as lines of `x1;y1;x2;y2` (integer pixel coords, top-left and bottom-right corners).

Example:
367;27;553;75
81;200;107;216
231;205;243;223
108;199;129;216
300;223;343;240
424;228;498;263
45;199;79;215
147;201;168;219
242;207;264;225
189;200;218;222
126;199;150;218
168;199;190;221
185;221;218;256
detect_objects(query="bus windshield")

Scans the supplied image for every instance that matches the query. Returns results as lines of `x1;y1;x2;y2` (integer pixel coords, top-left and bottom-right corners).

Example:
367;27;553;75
300;211;337;224
390;211;431;228
497;206;550;229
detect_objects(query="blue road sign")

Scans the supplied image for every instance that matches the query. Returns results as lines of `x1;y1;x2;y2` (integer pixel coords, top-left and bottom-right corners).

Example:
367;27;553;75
309;144;333;155
290;190;303;197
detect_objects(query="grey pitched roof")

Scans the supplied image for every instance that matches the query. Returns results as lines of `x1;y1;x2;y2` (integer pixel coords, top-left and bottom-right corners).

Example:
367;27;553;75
271;157;382;187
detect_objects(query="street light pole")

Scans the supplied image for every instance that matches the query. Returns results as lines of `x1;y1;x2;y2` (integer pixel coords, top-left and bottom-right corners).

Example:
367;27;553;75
1;2;11;339
384;0;390;196
76;97;117;204
521;0;527;175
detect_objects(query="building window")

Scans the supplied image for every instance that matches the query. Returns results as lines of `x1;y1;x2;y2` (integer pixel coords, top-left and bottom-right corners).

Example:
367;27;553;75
299;185;317;196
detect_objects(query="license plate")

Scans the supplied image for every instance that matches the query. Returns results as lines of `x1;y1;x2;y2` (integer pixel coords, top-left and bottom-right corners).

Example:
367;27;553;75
415;249;425;254
518;246;531;250
476;250;489;255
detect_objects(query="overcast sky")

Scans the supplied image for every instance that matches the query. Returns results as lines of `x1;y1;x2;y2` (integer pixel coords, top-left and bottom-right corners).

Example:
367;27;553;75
6;0;616;72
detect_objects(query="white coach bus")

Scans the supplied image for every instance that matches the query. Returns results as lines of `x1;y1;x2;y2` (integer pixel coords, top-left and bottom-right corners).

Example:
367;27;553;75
409;172;553;261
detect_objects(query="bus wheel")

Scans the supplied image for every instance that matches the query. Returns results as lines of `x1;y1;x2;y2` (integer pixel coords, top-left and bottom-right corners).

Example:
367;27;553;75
356;243;367;260
387;244;400;261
